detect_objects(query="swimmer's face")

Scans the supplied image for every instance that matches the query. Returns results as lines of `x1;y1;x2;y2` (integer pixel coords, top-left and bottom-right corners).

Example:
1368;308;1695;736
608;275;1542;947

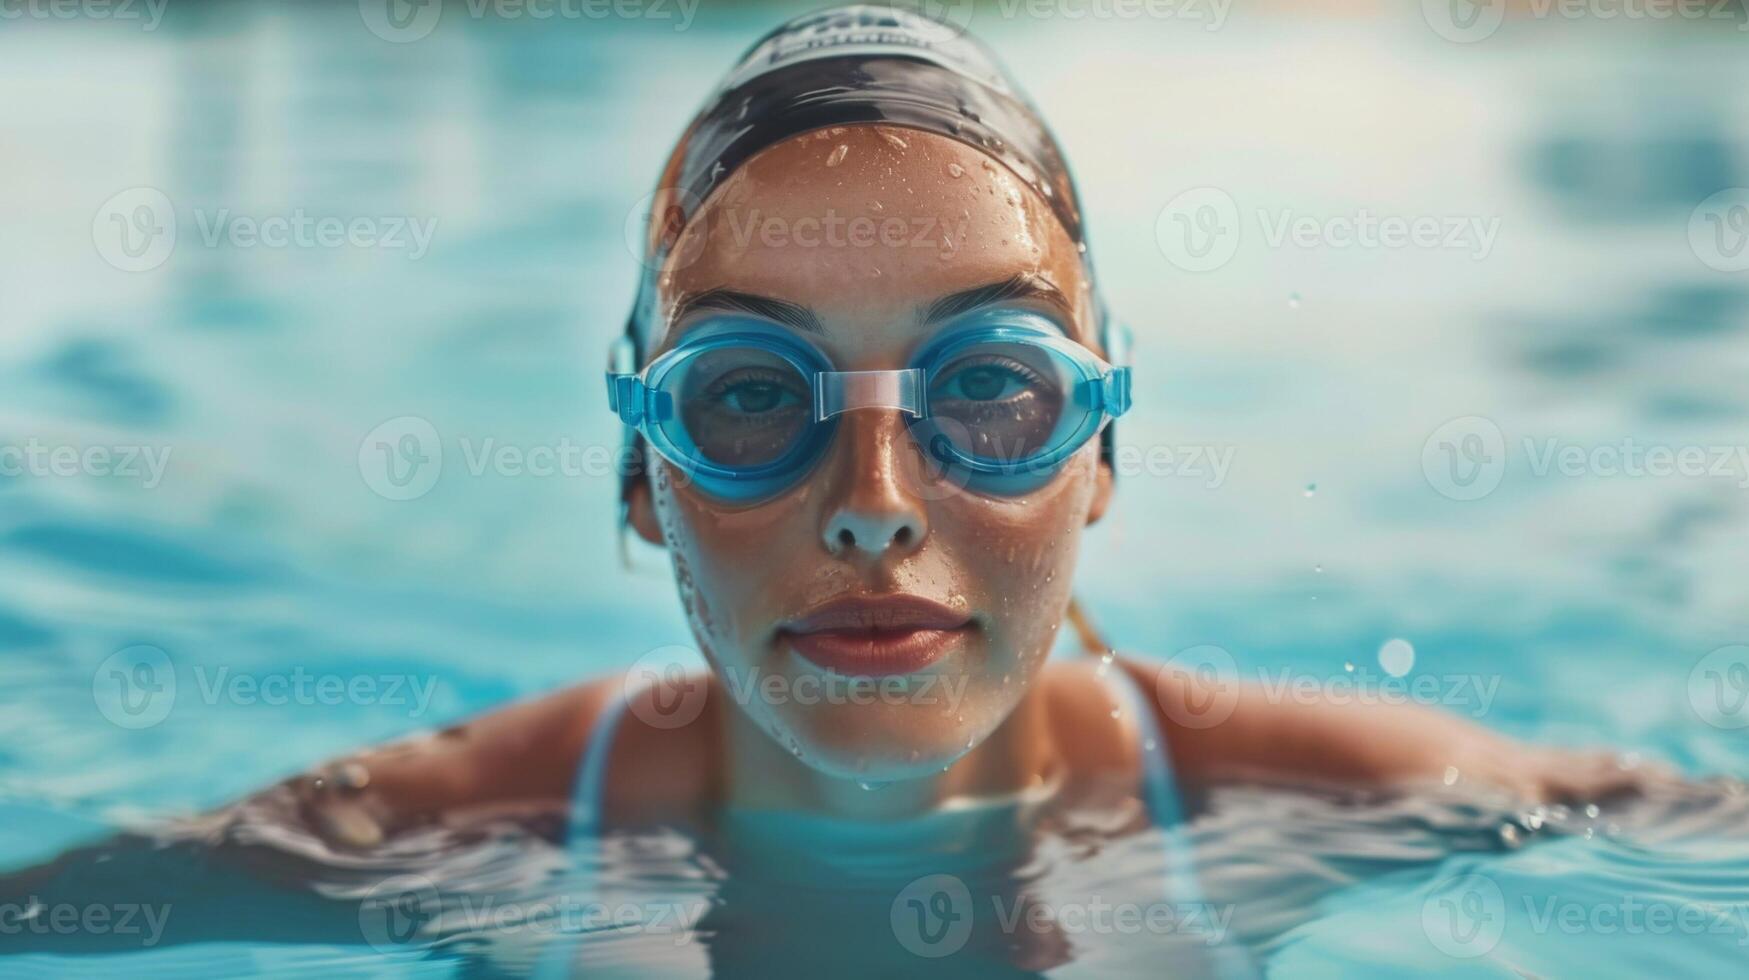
629;126;1112;781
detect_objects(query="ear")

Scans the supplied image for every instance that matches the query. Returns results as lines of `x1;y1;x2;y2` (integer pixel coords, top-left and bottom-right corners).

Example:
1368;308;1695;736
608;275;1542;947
1085;456;1114;526
626;473;665;547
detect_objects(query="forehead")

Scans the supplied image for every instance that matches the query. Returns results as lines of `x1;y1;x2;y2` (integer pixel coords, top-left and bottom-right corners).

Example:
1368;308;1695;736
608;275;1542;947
651;125;1094;362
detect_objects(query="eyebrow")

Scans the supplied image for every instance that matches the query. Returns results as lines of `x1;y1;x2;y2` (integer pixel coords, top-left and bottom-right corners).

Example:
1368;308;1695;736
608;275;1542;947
669;288;825;335
923;274;1074;326
668;274;1074;340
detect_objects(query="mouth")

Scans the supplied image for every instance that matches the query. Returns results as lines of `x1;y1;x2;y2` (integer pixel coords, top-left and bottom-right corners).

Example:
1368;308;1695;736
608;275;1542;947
778;594;975;677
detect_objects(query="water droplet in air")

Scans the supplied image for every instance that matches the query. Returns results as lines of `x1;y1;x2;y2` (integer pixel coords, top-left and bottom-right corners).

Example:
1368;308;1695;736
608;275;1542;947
1378;638;1415;678
1303;483;1317;497
1287;292;1301;309
1443;765;1460;786
1499;823;1522;848
1584;803;1601;819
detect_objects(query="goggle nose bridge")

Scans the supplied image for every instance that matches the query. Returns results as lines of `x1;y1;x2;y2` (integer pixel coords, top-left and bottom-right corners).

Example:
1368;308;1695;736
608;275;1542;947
811;368;927;423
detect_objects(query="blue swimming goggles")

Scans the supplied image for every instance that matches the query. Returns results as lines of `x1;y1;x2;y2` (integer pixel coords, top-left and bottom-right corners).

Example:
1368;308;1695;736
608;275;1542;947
607;310;1131;502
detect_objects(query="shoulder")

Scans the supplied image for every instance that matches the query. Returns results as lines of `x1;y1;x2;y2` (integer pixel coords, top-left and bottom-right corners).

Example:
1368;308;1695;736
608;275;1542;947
247;671;721;845
1037;658;1149;785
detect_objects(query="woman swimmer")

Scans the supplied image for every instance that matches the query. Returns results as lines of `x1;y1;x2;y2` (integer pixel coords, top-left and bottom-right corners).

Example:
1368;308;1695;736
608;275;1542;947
6;6;1672;968
269;4;1667;845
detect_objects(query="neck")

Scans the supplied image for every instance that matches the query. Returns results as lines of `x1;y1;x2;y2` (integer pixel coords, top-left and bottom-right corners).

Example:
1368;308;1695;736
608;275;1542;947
720;681;1061;821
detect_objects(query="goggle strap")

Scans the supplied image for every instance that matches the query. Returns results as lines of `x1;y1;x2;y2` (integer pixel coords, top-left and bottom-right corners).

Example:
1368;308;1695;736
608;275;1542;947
606;374;673;426
813;368;926;422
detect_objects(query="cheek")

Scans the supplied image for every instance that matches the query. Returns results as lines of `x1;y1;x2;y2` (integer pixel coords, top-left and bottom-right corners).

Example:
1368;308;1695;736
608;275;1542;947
932;447;1100;650
650;461;838;662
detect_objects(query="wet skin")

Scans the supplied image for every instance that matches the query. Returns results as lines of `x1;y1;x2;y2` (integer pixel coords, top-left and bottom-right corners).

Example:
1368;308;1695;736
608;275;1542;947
130;127;1675;844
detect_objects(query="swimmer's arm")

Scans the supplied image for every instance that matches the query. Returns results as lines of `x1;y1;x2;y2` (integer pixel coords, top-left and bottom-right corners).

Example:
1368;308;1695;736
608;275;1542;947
224;671;717;847
1126;660;1664;803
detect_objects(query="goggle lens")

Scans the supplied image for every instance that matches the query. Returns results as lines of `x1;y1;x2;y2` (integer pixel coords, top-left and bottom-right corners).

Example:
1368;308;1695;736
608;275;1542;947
673;346;813;469
925;340;1074;466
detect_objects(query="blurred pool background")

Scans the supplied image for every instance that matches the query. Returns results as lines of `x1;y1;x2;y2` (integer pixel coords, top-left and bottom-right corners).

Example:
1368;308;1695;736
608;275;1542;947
3;0;1749;970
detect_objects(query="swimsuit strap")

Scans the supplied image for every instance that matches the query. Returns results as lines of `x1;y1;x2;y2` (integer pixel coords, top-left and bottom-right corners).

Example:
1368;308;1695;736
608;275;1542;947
1098;659;1259;979
567;677;641;838
1093;659;1188;828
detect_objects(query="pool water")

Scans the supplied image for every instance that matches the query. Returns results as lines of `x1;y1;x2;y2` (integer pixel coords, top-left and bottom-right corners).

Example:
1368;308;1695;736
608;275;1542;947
4;2;1749;976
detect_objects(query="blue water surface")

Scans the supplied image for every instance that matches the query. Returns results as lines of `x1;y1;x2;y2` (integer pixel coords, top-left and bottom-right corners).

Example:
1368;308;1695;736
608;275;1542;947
4;2;1749;976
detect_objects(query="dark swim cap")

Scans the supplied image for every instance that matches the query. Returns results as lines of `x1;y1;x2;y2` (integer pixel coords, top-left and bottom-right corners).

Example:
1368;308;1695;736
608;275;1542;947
617;4;1121;503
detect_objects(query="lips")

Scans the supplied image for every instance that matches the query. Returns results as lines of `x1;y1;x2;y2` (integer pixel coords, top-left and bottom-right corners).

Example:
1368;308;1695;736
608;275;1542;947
779;594;974;677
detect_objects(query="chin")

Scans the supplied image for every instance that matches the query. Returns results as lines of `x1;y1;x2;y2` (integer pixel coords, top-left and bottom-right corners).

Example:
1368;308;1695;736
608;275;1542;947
775;693;1007;782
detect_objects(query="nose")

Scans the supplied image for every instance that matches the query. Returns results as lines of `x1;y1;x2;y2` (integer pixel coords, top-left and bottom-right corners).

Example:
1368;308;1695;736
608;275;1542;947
820;411;928;561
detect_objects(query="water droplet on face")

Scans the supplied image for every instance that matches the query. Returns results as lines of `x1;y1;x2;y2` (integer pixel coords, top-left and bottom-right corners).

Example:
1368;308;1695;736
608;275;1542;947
879;131;908;150
826;144;849;168
1378;638;1415;678
1303;483;1317;497
1287;292;1301;309
947;163;965;178
1109;708;1121;720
